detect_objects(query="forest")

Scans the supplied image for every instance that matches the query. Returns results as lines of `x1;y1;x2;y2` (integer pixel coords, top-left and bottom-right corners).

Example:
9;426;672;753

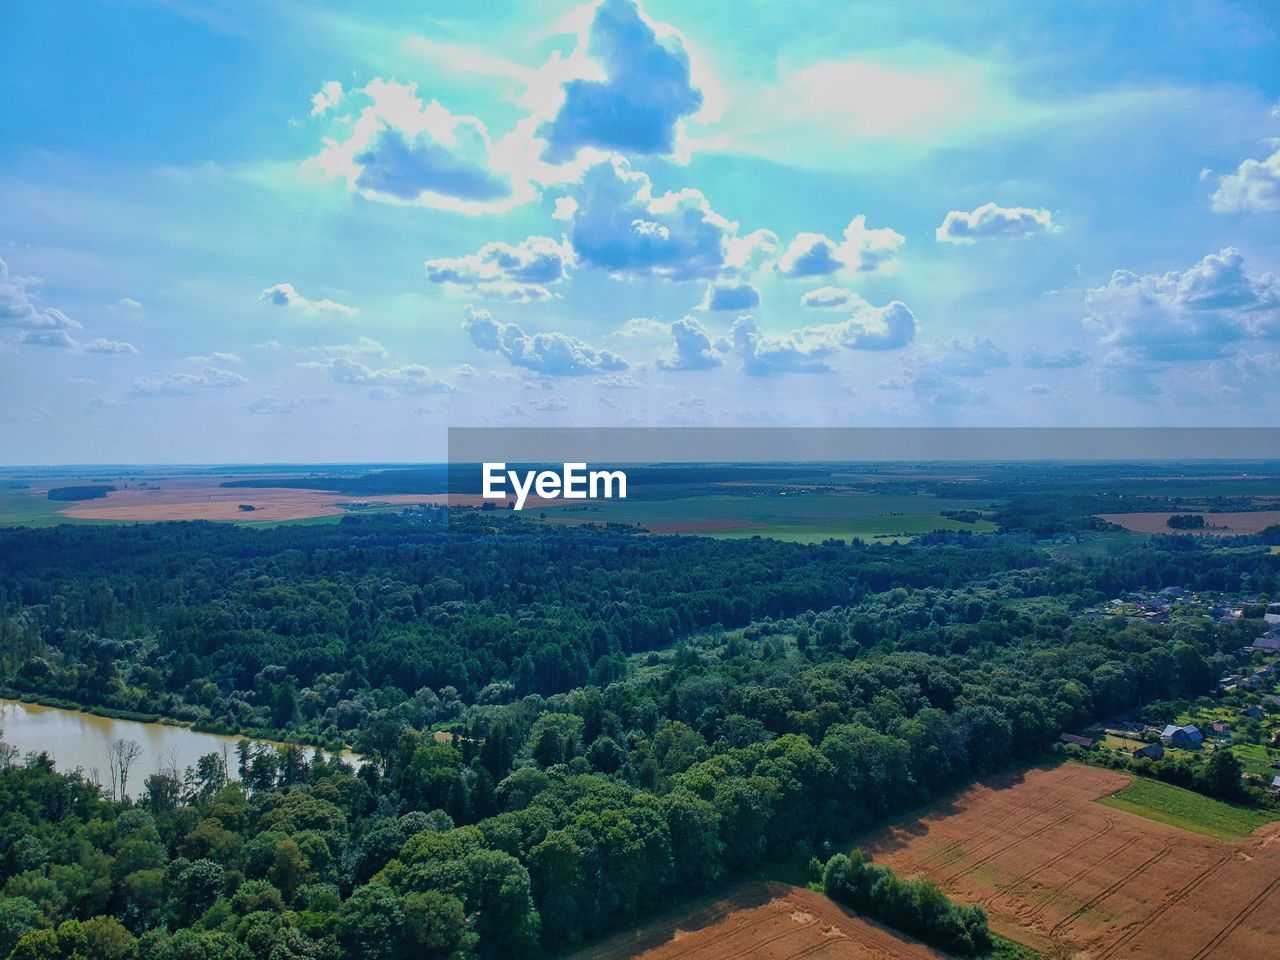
0;504;1278;959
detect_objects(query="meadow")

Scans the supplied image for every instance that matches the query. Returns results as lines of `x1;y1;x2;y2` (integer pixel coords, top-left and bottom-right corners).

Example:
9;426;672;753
1096;776;1279;840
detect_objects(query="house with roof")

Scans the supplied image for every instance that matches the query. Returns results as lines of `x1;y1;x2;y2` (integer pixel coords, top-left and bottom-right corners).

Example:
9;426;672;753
1210;720;1230;738
1059;733;1094;749
1161;724;1203;748
1133;742;1165;761
1272;775;1280;797
1246;705;1266;719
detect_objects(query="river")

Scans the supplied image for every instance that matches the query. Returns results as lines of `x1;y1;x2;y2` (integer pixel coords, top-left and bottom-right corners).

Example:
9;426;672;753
0;697;352;798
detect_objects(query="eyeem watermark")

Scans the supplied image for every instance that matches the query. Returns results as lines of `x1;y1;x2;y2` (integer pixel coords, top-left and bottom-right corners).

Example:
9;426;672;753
482;462;627;511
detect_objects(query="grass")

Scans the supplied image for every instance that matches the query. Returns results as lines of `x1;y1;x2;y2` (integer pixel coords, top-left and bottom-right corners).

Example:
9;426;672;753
535;489;999;544
1096;776;1280;841
0;487;71;526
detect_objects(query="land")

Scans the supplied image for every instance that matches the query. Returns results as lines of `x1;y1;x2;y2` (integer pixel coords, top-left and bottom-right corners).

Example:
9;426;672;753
1096;777;1278;841
568;882;951;960
860;763;1280;959
1096;511;1280;536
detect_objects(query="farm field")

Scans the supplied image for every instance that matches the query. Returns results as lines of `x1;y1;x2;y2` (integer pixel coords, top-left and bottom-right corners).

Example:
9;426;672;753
566;881;951;960
860;763;1280;959
1096;510;1280;535
535;490;998;544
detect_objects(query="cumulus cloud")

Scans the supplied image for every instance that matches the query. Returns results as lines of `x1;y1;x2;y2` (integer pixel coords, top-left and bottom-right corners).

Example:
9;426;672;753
245;395;333;415
920;336;1010;376
935;202;1057;244
0;259;81;334
310;81;344;117
21;329;79;349
777;216;904;278
719;296;917;376
310;79;522;214
112;297;143;310
836;298;919;351
876;336;1006;405
539;0;703;163
701;280;759;311
131;367;247;397
1083;247;1280;363
1024;347;1087;369
463;307;628;375
83;338;139;354
565;157;742;280
609;316;669;339
878;370;991;405
260;283;356;316
185;351;241;364
1210;145;1280;213
594;373;641;388
731;316;836;375
425;235;572;301
656;316;722;370
321;358;458;394
801;286;857;310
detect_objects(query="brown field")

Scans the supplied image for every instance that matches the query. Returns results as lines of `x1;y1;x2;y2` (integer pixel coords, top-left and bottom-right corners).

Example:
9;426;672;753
24;477;558;523
1096;510;1280;535
569;882;948;960
862;764;1280;959
55;483;448;522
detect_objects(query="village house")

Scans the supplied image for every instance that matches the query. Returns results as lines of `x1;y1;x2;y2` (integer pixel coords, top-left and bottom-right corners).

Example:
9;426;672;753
1059;733;1094;749
1161;724;1203;749
1132;742;1165;761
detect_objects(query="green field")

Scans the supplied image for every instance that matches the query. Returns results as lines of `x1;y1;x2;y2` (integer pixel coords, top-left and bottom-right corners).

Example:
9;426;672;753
535;489;999;544
0;486;73;526
1096;777;1280;840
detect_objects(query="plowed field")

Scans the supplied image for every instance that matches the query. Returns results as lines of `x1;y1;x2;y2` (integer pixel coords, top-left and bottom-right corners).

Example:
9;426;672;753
569;882;949;960
862;764;1280;959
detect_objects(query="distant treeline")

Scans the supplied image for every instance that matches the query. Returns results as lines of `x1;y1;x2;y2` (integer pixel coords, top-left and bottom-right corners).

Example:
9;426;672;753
46;484;116;501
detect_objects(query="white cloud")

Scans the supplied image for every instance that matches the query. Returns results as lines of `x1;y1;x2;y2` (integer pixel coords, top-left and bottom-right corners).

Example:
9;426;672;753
113;297;143;310
0;258;81;334
700;280;759;312
656;316;721;370
309;78;526;214
552;197;579;221
1210;145;1280;213
800;286;856;310
463;307;628;375
731;316;836;375
425;235;572;302
83;338;139;355
131;367;247;397
538;0;703;163
1083;247;1280;363
565;157;742;281
777;216;903;277
594;373;641;388
322;358;458;394
245;395;333;415
186;351;240;364
936;202;1057;244
21;329;79;350
609;317;669;339
310;80;344;118
1023;348;1087;369
260;283;356;316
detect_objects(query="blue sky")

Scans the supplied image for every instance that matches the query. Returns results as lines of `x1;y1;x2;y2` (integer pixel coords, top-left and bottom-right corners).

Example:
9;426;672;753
2;0;1279;463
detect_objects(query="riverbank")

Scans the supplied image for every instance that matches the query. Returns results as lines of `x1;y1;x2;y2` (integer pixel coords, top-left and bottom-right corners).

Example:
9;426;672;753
0;685;353;755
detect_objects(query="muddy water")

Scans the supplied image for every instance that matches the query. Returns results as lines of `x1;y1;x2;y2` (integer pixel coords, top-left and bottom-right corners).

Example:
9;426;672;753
0;697;350;797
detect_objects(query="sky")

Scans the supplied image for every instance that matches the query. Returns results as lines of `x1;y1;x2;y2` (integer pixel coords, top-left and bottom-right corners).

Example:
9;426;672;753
1;0;1279;464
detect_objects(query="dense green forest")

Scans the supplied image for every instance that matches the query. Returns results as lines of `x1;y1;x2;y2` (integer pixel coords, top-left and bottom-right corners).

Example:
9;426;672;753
0;510;1278;959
